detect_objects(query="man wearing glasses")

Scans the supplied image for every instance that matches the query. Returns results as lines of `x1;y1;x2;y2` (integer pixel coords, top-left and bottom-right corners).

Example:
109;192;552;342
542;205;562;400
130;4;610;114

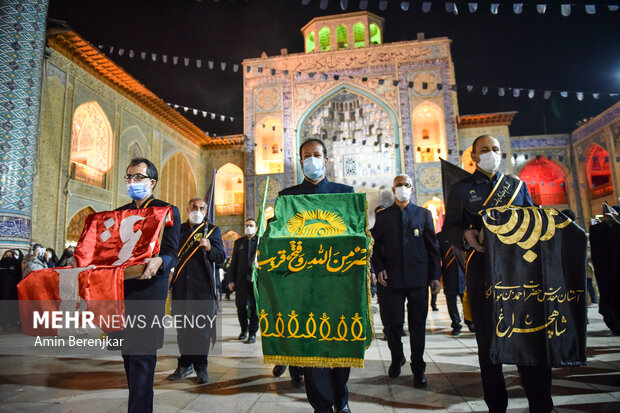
370;173;441;388
117;157;181;413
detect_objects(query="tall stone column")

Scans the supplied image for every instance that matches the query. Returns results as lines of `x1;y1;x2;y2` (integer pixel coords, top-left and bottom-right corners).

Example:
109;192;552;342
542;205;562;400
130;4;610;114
0;0;48;251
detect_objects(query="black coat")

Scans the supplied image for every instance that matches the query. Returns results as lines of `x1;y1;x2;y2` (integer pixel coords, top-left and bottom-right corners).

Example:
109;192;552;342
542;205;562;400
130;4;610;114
171;221;225;300
437;231;465;295
371;203;441;289
226;235;258;306
114;195;180;351
278;177;353;196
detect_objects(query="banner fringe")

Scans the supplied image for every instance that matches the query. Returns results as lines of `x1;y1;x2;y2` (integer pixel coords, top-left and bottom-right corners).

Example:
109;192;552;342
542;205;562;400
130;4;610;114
263;354;364;368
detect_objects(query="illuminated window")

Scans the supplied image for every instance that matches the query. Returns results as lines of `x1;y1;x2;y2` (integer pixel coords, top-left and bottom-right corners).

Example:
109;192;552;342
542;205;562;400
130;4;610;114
255;117;284;174
336;24;348;49
412;102;446;163
215;163;244;216
66;206;96;243
319;26;331;51
422;197;445;233
70;101;113;188
306;31;316;53
369;23;381;45
461;146;476;174
353;22;365;47
519;157;567;205
222;230;241;258
586;144;613;200
160;153;196;223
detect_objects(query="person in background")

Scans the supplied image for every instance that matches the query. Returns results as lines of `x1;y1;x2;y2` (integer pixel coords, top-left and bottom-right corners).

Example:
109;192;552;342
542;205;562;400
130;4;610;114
44;248;58;268
57;247;75;267
0;249;22;331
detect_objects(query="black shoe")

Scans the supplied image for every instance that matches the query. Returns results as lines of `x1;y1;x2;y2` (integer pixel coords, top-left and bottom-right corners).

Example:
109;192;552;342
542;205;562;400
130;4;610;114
246;334;256;344
238;331;248;340
336;404;351;413
413;372;428;388
432;306;439;311
167;365;193;381
195;367;209;384
400;328;406;337
388;356;406;378
451;326;462;336
291;371;304;387
273;365;287;377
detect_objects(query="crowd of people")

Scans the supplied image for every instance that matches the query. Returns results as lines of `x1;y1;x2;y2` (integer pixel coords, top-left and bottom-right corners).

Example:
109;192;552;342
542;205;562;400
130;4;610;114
1;137;616;413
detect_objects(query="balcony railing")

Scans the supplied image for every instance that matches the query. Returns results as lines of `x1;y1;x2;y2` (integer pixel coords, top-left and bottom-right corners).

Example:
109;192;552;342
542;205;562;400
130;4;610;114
591;182;614;200
71;161;106;188
531;192;567;206
215;203;244;216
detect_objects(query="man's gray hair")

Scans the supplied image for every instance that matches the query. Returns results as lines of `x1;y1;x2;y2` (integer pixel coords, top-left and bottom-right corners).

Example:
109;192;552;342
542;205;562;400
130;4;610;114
187;197;206;207
393;174;413;186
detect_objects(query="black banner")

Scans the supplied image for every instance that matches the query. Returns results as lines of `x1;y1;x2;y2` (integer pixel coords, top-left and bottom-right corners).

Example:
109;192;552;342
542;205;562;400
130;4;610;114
481;206;587;367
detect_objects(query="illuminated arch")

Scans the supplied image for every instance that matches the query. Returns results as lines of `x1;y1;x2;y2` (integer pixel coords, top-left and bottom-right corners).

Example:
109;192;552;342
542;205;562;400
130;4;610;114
519;157;568;205
306;31;316;53
255;117;284;174
160;153;197;222
319;26;331;51
412;101;446;163
369;23;381;45
336;24;348;49
586;144;613;200
353;22;366;47
66;206;96;243
222;230;241;257
460;146;476;173
215;163;244;216
70;101;114;188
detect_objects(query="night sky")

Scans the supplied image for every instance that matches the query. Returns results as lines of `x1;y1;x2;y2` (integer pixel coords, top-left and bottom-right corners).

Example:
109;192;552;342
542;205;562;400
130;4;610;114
47;0;620;137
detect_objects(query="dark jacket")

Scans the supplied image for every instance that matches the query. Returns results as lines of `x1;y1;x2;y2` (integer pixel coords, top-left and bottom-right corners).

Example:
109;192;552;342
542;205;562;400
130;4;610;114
171;221;225;300
371;202;441;289
437;231;465;295
278;177;354;196
443;170;533;250
226;235;258;306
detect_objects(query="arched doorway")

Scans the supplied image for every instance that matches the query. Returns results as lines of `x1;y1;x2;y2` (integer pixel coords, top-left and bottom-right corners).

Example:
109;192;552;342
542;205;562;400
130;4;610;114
221;230;240;258
160;153;197;223
519;157;568;205
460;146;476;174
66;206;96;244
255;116;284;175
586;144;613;200
70;101;114;188
215;163;244;216
297;84;401;189
412;101;447;163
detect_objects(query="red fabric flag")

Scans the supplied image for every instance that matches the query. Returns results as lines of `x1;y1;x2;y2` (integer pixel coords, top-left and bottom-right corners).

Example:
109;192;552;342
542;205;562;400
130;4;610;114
18;266;125;336
74;207;171;267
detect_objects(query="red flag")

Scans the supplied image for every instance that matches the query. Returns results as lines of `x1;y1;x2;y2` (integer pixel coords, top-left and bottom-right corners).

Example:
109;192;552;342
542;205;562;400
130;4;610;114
18;266;125;336
74;207;171;267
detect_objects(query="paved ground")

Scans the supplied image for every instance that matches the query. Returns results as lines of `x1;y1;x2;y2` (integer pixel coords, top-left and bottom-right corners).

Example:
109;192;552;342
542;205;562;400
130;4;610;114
0;295;618;412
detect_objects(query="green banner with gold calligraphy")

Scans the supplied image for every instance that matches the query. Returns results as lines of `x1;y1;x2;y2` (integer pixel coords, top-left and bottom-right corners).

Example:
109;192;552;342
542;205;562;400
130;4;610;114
256;193;373;368
481;206;587;367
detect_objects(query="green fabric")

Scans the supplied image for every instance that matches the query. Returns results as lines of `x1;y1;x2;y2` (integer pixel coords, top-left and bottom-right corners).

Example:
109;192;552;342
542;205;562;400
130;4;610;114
256;193;373;368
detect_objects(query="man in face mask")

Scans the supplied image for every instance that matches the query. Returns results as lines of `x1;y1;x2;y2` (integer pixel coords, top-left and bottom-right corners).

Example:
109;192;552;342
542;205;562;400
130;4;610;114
116;157;181;413
443;136;551;413
370;174;441;388
225;219;259;343
168;198;225;384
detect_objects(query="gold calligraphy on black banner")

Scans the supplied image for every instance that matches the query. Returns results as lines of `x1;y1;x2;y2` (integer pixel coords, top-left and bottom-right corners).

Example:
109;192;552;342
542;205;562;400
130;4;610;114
496;308;568;339
485;281;584;303
258;240;367;274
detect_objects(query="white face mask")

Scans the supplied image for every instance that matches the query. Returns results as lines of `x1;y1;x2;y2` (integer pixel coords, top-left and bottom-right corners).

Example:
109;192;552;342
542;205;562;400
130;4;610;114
245;225;257;236
188;211;205;225
394;186;412;203
477;151;502;174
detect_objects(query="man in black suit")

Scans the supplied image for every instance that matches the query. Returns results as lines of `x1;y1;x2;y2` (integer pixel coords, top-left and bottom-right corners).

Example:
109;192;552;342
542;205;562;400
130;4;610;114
167;197;225;384
227;218;259;343
371;173;441;388
117;157;180;413
276;138;354;413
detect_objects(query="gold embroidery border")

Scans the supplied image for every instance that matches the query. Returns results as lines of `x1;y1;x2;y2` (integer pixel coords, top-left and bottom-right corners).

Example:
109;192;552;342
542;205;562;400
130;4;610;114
364;198;375;349
483;174;505;207
506;180;523;206
264;354;365;368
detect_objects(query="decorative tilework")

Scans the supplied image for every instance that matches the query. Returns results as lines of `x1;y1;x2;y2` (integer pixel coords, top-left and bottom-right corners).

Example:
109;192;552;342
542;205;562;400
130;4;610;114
415;163;442;194
254;86;282;113
511;135;570;149
572;103;620;143
46;62;65;86
0;0;48;245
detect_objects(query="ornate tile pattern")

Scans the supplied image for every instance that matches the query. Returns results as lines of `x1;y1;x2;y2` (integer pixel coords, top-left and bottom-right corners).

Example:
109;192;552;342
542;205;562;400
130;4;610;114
0;0;48;243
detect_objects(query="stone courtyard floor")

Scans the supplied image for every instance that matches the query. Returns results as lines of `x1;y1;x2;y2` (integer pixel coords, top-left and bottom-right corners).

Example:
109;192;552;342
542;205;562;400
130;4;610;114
0;295;618;412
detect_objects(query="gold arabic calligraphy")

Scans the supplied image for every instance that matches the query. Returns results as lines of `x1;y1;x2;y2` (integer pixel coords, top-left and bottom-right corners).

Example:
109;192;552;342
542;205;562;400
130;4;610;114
496;308;568;339
258;241;367;273
485;281;584;303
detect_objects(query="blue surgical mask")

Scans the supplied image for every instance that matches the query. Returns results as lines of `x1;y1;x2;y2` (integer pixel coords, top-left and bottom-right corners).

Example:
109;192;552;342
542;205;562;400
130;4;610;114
302;156;325;181
127;183;150;201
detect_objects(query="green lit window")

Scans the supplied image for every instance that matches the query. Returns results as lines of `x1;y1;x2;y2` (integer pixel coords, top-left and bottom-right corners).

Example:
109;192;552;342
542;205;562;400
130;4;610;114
353;22;365;47
369;23;381;45
319;26;331;51
306;31;315;53
336;24;348;49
